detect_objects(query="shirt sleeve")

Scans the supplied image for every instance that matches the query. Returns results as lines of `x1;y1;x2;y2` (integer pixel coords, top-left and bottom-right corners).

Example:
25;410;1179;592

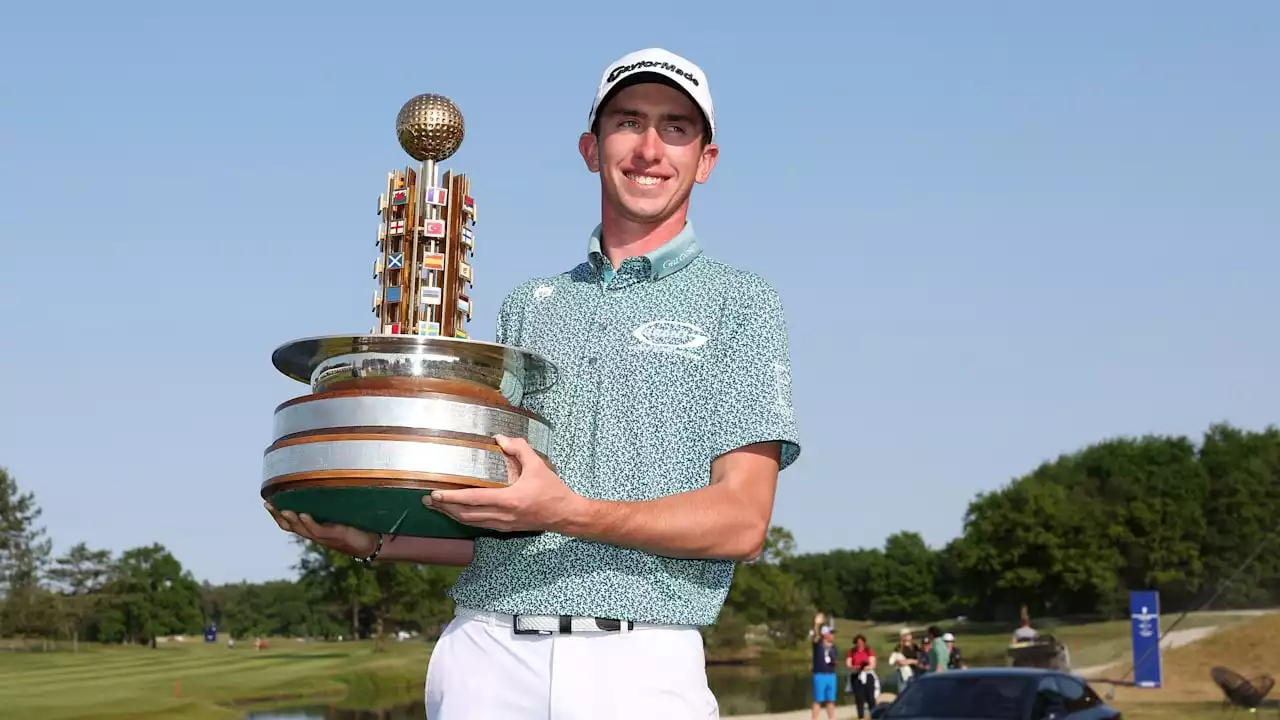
493;285;538;405
493;285;525;346
707;273;802;471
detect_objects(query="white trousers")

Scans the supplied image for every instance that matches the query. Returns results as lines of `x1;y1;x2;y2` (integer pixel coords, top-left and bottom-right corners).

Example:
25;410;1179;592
424;610;721;719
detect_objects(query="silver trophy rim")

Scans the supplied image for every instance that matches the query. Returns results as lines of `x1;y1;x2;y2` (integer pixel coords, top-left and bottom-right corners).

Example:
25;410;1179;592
271;334;559;393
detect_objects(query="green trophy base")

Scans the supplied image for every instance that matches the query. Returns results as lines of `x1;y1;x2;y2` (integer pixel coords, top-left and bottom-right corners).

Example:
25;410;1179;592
268;486;535;540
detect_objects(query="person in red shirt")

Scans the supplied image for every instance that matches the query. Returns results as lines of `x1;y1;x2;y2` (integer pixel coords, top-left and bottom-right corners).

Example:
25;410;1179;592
845;634;880;718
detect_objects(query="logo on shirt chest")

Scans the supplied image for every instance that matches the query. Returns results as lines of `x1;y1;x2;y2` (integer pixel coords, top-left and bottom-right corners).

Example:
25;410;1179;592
630;320;709;360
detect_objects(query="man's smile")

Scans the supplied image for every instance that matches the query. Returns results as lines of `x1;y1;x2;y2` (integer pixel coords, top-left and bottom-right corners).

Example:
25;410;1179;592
624;171;668;187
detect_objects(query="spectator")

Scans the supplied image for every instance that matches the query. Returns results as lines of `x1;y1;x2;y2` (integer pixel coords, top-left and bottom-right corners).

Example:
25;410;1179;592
927;626;950;673
917;635;935;675
810;614;839;720
1012;608;1039;644
943;632;967;669
845;633;879;718
888;628;921;691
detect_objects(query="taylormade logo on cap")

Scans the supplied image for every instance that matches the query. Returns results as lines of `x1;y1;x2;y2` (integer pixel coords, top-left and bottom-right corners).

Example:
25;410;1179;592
606;59;700;86
588;48;716;140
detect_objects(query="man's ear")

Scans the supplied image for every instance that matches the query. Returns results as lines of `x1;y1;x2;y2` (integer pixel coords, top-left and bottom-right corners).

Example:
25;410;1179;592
579;132;600;173
695;142;719;184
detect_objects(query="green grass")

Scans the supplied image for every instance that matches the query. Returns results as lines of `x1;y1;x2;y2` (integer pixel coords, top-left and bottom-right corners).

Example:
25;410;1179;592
1;611;1268;719
0;636;431;720
1108;701;1234;718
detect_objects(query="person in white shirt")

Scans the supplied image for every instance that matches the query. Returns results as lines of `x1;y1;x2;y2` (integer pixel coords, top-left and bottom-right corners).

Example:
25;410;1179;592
888;628;920;691
1012;614;1039;644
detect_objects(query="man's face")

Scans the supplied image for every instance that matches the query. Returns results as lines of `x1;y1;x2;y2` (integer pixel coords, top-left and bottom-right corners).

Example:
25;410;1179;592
579;82;719;226
901;633;913;645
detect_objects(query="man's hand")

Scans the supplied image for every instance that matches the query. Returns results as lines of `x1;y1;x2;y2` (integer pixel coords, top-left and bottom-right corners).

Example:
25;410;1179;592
265;502;378;558
424;434;579;533
424;436;779;562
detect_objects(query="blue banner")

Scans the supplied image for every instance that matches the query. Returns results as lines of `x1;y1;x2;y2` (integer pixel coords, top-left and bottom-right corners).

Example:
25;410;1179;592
1129;590;1162;688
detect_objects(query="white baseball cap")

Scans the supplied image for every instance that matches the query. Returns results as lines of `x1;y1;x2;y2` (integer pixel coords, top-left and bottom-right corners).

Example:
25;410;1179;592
587;48;716;141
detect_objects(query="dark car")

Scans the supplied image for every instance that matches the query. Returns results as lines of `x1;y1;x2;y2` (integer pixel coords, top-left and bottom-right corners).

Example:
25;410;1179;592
869;667;1121;720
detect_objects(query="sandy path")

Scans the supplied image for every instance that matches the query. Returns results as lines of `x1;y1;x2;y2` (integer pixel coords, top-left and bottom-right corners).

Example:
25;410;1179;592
1073;625;1221;678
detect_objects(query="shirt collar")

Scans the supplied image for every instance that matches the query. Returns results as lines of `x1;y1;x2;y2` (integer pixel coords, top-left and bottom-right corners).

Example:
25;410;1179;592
587;222;703;283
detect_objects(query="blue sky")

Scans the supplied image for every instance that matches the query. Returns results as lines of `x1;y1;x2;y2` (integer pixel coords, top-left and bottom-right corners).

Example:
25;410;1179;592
1;2;1276;585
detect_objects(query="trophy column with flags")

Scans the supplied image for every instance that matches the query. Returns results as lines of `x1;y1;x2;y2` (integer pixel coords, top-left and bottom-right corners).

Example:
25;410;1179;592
372;101;478;342
261;94;560;540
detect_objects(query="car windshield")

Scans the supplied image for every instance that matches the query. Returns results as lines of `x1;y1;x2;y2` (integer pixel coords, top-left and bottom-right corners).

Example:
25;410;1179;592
885;675;1031;719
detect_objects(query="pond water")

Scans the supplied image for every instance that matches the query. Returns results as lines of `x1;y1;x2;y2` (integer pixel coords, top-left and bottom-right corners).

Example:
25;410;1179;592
243;664;833;719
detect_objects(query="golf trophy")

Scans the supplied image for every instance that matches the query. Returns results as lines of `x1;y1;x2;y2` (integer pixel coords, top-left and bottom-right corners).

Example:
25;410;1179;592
260;94;559;539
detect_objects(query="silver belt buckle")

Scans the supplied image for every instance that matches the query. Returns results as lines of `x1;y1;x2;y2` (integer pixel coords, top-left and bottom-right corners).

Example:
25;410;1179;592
512;615;553;635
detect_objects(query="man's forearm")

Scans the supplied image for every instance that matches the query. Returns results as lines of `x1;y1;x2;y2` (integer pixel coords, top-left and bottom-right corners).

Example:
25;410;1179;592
377;536;474;566
552;481;769;561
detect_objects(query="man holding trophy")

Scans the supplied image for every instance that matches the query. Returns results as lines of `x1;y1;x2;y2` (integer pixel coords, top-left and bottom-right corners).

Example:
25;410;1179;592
266;47;801;718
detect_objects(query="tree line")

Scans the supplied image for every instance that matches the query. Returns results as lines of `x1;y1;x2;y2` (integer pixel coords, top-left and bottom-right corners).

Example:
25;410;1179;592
0;466;461;650
2;421;1276;651
777;422;1280;629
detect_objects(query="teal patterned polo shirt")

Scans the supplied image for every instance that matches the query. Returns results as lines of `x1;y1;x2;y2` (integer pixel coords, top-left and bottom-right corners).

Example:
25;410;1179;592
447;221;802;626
